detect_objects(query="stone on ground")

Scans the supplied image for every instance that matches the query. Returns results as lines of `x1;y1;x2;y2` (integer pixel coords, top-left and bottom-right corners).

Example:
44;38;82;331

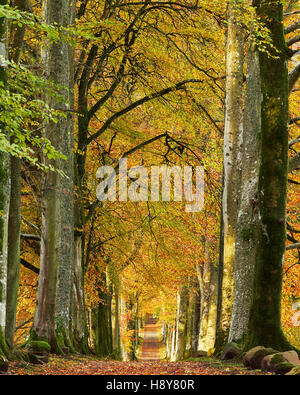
220;342;242;360
261;350;299;374
243;346;278;370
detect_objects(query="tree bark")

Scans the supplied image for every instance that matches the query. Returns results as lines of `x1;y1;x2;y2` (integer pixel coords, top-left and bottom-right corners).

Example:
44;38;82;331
112;284;121;359
32;0;74;352
5;155;21;348
219;3;244;347
5;0;32;350
70;234;89;352
174;285;188;361
55;0;75;353
229;42;261;343
0;0;10;360
197;250;218;352
246;0;298;353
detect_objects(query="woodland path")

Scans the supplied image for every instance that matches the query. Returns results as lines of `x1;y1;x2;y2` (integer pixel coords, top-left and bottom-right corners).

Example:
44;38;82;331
7;317;267;375
138;316;161;361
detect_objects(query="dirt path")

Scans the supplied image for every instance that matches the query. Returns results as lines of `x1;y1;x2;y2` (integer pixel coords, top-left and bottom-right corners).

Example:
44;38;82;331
139;316;160;361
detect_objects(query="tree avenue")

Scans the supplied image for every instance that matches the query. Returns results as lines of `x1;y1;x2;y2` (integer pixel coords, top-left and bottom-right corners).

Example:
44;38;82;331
0;0;299;375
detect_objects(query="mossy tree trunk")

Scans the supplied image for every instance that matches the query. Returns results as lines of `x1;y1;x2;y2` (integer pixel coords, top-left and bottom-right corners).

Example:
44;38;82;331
5;154;21;349
169;320;177;361
54;0;76;354
120;294;129;361
32;0;74;353
92;295;113;357
127;298;139;361
174;285;188;361
218;2;244;348
246;0;297;353
197;239;218;352
112;284;121;359
191;276;200;353
0;0;10;361
70;233;89;353
5;0;33;350
229;43;261;344
92;268;113;358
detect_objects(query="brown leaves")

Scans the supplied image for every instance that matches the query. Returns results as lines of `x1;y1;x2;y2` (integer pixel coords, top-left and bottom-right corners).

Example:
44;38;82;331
7;355;267;375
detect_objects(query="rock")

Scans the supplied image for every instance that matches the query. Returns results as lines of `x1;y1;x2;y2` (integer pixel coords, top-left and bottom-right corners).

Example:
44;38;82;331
192;350;207;358
286;365;300;375
281;351;300;365
220;342;242;360
243;346;278;369
261;351;299;374
272;362;296;375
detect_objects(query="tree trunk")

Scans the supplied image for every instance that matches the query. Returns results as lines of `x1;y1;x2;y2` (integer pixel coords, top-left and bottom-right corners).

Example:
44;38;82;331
174;285;188;361
71;234;89;352
197;251;218;352
55;0;75;352
219;3;244;347
246;0;298;353
120;294;129;361
169;321;177;362
5;156;21;348
32;0;74;352
229;42;261;343
0;0;10;361
4;0;31;351
191;277;201;353
112;284;121;359
92;287;113;357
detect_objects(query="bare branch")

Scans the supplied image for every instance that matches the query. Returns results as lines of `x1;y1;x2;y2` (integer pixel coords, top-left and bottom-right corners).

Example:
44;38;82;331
20;258;40;274
287;34;300;47
285;21;300;34
289;151;300;172
86;79;203;145
286;242;300;250
21;233;41;241
289;61;300;93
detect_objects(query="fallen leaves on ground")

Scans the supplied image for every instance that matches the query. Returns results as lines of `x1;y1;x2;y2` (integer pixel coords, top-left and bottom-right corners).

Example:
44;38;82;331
6;355;269;375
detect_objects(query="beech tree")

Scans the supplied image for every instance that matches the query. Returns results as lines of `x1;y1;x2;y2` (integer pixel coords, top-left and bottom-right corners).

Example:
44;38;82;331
245;0;298;352
30;0;75;352
0;0;9;362
0;0;298;371
217;1;244;348
228;0;300;352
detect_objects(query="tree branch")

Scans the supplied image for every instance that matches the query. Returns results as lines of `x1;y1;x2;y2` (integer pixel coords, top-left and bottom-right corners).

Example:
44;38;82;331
286;242;300;250
86;79;203;145
21;233;41;241
287;34;300;47
289;151;300;172
20;258;40;274
289;60;300;93
285;21;300;34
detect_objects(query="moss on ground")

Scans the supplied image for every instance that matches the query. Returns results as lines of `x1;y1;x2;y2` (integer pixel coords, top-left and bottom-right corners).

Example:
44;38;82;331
26;340;51;353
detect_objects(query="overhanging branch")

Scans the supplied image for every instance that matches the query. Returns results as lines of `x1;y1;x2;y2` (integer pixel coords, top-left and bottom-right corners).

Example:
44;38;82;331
20;258;40;274
286;243;300;250
85;79;203;145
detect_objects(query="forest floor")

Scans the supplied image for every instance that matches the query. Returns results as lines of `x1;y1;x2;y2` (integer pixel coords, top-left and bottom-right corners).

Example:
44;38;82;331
6;321;269;375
